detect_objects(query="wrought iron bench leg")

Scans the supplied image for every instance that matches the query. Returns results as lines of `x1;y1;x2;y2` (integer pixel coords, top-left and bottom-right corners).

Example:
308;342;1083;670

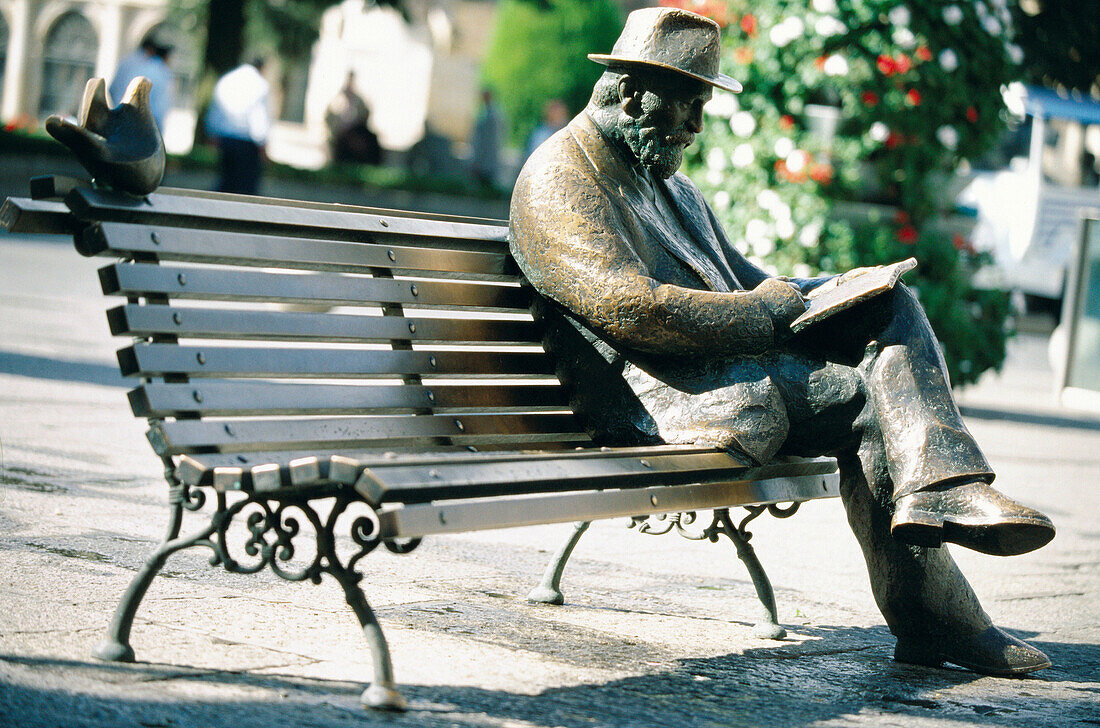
92;493;217;662
527;520;591;604
328;562;406;711
715;506;792;640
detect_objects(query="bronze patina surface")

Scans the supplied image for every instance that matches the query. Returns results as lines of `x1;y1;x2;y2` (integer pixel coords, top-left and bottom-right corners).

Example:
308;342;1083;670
510;6;1054;677
45;76;165;196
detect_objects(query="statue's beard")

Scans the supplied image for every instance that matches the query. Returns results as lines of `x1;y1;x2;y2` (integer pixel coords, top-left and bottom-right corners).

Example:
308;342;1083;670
624;123;694;179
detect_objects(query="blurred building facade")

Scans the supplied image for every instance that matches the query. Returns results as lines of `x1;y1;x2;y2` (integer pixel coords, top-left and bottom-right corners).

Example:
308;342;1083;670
0;0;652;168
0;0;169;121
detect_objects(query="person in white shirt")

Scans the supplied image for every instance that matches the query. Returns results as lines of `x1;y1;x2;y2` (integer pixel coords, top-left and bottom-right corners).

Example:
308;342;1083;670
205;59;271;195
110;38;174;131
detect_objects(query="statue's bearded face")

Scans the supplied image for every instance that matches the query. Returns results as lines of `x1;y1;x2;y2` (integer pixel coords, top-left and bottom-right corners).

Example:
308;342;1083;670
621;73;711;179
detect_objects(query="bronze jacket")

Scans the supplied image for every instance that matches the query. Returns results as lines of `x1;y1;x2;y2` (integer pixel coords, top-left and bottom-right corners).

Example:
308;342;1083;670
510;112;805;462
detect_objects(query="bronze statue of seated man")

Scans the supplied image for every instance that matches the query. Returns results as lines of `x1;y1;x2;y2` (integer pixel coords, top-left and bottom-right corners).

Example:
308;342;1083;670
509;7;1054;677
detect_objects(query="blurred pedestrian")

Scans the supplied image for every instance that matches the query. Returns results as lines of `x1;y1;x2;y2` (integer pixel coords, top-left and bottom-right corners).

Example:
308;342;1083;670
325;72;382;165
110;35;174;131
523;99;569;163
205;58;271;196
470;89;503;188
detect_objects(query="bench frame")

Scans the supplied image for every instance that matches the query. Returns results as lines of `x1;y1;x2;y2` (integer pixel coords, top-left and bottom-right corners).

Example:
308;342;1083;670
2;179;839;711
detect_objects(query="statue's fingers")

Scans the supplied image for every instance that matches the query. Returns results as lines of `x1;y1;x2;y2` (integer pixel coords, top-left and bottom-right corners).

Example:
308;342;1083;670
121;76;155;121
78;77;111;131
45;115;109;159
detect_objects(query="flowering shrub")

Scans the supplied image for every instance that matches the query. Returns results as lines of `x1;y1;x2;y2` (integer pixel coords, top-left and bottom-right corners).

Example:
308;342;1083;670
668;0;1019;385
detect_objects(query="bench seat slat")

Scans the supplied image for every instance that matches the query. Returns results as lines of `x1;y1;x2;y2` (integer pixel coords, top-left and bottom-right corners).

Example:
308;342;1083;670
153;413;587;454
131;381;571;417
83;223;517;277
100;263;529;310
67;188;509;248
108;305;540;345
357;453;837;505
377;466;841;538
119;343;557;378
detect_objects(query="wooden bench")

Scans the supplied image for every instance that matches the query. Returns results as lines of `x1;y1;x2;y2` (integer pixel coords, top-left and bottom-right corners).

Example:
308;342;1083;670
2;181;840;711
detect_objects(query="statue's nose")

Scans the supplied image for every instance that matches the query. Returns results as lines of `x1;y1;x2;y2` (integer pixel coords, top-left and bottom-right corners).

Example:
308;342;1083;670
686;104;704;134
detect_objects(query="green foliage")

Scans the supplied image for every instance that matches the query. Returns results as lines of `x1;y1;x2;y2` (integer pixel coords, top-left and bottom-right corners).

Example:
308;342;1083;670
482;0;622;144
1010;0;1100;94
676;0;1018;385
0;128;504;200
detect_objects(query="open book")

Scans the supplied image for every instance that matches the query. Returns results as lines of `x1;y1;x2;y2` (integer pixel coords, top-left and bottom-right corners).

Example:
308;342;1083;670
789;258;917;333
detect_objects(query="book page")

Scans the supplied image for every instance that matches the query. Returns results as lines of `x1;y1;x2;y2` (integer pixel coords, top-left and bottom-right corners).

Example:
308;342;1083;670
790;258;917;333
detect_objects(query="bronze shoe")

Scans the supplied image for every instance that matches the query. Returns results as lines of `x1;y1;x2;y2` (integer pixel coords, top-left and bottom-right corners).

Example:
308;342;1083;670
895;625;1051;677
891;481;1055;556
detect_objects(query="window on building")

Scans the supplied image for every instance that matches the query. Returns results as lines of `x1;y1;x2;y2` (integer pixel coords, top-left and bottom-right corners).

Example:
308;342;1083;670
1;13;9;98
39;12;97;118
279;59;309;124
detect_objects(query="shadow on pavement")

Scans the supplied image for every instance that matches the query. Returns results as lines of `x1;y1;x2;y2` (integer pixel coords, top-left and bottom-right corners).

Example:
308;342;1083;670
2;630;1096;728
0;350;125;388
959;404;1100;432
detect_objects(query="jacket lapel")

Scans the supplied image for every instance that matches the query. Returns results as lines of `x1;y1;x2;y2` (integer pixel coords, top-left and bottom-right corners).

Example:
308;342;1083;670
661;174;743;291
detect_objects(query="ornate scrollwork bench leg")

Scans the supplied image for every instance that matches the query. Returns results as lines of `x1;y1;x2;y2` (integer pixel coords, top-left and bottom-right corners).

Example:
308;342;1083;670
528;505;802;640
93;475;211;662
91;473;414;711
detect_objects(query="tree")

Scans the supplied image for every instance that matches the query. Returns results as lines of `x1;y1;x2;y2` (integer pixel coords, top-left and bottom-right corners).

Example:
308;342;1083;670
482;0;622;144
194;0;410;77
671;0;1018;386
1011;0;1100;94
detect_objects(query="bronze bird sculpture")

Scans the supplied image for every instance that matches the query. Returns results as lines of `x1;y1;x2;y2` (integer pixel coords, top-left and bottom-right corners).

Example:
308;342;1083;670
46;76;165;196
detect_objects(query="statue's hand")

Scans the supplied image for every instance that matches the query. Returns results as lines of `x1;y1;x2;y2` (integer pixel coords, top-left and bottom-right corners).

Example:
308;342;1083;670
45;77;165;195
756;276;807;330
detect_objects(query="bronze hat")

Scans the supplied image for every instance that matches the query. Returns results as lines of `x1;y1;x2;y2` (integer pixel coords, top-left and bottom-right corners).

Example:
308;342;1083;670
588;7;742;94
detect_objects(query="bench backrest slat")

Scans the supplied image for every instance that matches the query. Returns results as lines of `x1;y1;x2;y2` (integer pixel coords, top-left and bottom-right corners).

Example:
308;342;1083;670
130;381;571;417
67;188;508;248
174;441;591;489
0;197;74;234
82;223;516;277
108;305;542;344
154;413;586;455
100;263;530;310
119;343;557;378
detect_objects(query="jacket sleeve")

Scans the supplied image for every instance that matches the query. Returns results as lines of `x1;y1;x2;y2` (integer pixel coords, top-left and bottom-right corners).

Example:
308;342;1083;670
509;156;802;357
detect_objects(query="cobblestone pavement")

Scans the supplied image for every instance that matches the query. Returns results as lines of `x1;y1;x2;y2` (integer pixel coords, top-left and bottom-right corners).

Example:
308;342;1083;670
1;233;1097;727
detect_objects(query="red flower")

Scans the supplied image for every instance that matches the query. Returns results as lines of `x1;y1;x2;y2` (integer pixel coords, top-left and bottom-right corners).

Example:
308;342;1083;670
905;89;922;106
733;46;754;64
775;159;808;183
740;13;758;37
894;54;912;74
861;91;880;106
897;225;919;245
814;55;828;71
876;55;896;75
953;234;974;253
885;132;903;149
809;163;834;184
966;106;979;123
916;46;933;62
779;115;795;131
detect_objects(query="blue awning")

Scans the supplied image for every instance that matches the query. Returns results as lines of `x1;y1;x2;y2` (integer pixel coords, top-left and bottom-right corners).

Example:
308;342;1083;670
1024;85;1100;125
